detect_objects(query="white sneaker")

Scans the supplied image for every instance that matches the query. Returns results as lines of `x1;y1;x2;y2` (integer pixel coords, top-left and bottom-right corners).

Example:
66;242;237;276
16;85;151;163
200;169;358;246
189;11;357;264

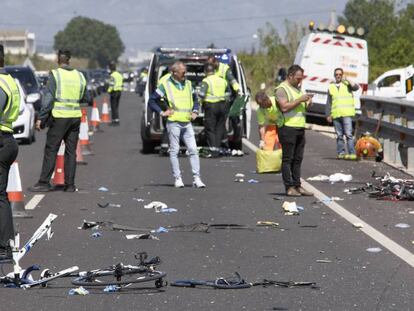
193;176;206;188
174;177;184;188
231;149;238;156
237;150;244;156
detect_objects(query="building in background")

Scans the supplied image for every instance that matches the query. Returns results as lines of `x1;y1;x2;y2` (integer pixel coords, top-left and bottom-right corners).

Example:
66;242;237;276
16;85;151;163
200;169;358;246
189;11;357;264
0;29;36;56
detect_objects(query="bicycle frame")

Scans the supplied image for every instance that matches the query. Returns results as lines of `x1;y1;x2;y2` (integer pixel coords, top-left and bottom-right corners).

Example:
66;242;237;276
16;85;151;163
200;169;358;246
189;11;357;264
9;213;58;284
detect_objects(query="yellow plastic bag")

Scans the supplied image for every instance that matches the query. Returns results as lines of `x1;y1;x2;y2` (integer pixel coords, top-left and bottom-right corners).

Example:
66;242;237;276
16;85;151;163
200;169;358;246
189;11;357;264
256;149;282;173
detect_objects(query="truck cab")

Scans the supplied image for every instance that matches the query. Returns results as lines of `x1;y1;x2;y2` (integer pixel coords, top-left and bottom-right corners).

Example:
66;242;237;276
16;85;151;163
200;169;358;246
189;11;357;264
367;65;414;100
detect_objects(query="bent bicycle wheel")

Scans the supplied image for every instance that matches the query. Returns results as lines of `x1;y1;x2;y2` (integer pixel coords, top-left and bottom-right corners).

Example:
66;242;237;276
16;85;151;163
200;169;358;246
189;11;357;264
71;268;166;287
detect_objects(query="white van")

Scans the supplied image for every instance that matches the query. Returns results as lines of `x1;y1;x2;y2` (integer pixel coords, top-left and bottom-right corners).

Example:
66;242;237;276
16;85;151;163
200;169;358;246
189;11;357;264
294;30;369;118
367;65;414;101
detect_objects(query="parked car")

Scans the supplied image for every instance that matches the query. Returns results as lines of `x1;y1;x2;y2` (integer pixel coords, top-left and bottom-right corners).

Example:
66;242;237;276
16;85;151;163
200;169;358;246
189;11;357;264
140;47;251;153
5;66;43;112
12;79;36;144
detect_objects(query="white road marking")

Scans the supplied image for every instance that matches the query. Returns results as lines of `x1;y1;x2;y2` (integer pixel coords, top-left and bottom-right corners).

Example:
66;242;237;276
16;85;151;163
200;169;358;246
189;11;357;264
242;138;414;268
25;194;45;210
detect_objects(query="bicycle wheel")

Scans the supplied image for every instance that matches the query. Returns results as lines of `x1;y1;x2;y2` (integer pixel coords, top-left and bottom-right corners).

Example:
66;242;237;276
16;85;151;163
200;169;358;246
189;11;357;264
71;266;166;287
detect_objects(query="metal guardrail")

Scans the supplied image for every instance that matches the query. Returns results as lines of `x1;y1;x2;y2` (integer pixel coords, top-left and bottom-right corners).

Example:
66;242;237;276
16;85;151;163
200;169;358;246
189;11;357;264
357;95;414;174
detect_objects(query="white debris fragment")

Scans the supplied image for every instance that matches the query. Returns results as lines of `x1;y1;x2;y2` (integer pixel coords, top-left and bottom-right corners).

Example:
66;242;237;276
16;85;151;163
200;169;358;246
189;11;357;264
307;174;329;181
282;201;299;215
144;201;168;210
353;223;364;228
329;173;352;183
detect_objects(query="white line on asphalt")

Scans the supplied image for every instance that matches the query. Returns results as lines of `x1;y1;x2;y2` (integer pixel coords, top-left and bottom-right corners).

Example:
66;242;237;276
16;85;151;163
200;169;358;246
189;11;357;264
242;138;414;268
25;194;45;210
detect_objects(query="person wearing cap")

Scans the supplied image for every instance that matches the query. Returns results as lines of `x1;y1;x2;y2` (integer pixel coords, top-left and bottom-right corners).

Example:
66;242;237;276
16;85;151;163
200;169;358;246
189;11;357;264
326;67;359;160
148;61;206;188
28;49;90;193
0;44;20;262
108;61;123;125
198;63;228;157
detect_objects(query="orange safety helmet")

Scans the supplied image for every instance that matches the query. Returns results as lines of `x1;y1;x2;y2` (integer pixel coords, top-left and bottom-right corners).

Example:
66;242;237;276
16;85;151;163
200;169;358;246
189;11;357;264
355;132;383;161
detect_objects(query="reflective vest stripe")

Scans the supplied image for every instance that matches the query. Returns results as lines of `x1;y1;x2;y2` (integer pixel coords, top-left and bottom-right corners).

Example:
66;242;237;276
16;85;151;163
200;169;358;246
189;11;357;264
164;81;192;112
276;82;306;128
329;82;355;118
203;75;227;103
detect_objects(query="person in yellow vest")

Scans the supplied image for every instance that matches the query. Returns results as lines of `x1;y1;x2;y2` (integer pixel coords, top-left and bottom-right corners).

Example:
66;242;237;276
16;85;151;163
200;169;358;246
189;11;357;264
0;44;20;262
326;67;359;160
28;49;89;193
108;61;123;125
255;91;282;151
207;55;240;93
148;61;206;188
198;64;229;157
275;65;314;197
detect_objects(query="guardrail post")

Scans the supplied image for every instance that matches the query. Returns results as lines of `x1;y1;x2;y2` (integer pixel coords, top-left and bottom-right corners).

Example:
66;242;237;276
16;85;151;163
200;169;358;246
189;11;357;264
394;117;403;168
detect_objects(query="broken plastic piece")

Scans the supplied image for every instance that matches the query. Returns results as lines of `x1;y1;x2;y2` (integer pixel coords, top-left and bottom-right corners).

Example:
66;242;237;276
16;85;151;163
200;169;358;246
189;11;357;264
247;179;259;184
353;223;364;228
256;221;279;227
395;223;410;229
316;259;332;263
68;286;89;295
98;187;109;192
126;234;159;240
366;247;382;253
152;226;169;233
97;203;121;208
133;198;145;202
144;201;168;211
103;285;120;292
307;175;329;181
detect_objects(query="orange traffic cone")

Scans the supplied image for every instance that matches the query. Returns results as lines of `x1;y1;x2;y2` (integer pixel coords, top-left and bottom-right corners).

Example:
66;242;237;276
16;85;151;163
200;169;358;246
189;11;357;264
52;142;65;188
7;162;31;218
80;108;93;155
76;140;88;165
101;99;110;123
90;99;102;132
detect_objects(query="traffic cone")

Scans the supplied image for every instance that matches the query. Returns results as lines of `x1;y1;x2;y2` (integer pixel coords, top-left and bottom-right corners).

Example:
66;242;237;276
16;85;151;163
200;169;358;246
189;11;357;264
52;141;65;189
101;99;110;123
80;108;93;155
76;140;88;165
90;99;102;132
7;162;31;218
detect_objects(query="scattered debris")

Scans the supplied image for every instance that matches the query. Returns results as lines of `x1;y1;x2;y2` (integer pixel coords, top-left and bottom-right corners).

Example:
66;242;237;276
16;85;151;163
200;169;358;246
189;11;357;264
321;196;344;203
256;221;279;227
126;234;159;240
133;198;145;202
329;173;352;183
103;285;121;292
144;201;169;212
81;220;150;232
69;287;89;295
395;223;410;229
98;187;109;192
409;211;414;215
353;223;364;228
282;201;299;215
307;174;329;181
316;259;332;263
248;179;259;184
234;173;245;183
91;232;102;238
366;247;382;253
97;203;121;208
152;226;169;233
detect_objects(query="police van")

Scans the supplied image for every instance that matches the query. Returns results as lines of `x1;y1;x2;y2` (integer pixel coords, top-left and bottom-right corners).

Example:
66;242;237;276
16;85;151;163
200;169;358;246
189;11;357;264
294;24;369;118
367;65;414;101
140;48;251;153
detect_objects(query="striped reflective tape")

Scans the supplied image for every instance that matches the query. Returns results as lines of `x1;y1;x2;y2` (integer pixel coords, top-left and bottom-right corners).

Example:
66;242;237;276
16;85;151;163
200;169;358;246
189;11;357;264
312;37;364;49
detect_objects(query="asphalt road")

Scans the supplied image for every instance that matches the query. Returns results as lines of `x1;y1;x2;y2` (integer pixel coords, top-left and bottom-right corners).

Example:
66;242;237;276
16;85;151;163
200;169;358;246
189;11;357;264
1;92;413;311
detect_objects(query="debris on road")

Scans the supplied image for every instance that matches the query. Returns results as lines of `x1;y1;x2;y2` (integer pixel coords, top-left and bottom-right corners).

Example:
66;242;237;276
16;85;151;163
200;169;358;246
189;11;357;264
353;223;364;228
395;223;410;229
69;287;89;295
91;232;102;238
316;259;332;263
98;187;109;192
144;201;168;211
328;173;352;183
248;179;259;184
103;285;121;292
366;247;382;253
234;173;245;182
256;221;279;227
126;234;159;240
133;198;145;202
80;220;151;232
307;174;329;181
282;201;299;215
97;203;122;208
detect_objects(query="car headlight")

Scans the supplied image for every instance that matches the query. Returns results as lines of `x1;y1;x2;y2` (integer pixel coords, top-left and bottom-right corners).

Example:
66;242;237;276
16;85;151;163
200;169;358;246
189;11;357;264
27;93;41;103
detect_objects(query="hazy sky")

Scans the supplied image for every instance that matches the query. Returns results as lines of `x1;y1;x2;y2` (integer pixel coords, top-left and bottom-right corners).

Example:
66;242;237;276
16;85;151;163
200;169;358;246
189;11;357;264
0;0;390;55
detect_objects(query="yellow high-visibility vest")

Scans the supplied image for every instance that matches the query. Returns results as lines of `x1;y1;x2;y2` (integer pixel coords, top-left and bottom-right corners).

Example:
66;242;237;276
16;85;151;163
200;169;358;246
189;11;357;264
108;71;123;92
0;74;20;132
202;74;228;103
163;79;193;122
51;68;86;118
328;82;355;119
275;81;306;128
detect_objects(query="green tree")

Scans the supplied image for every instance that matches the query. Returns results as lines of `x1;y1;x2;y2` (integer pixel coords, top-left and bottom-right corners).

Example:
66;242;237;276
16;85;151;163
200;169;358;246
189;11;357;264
54;16;124;68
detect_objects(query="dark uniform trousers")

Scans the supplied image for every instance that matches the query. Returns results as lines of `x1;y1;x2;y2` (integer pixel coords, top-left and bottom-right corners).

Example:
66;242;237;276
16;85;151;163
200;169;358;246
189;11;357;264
203;101;227;150
278;126;306;190
39;118;80;186
110;91;121;121
0;133;18;248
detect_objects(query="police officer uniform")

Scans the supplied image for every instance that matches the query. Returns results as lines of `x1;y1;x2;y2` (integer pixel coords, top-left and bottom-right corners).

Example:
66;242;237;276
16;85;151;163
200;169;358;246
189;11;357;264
0;44;20;261
108;64;123;125
199;68;228;156
29;50;88;192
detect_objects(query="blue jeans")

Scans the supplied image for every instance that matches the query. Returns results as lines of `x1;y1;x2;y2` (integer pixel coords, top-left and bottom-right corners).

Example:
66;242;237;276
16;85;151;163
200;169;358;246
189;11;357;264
166;121;200;179
333;116;355;155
